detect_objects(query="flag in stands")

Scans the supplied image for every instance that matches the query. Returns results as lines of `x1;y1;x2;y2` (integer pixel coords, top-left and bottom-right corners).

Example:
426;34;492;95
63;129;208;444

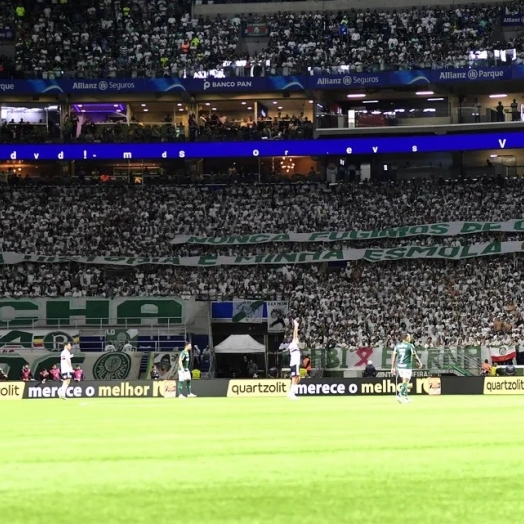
488;345;516;362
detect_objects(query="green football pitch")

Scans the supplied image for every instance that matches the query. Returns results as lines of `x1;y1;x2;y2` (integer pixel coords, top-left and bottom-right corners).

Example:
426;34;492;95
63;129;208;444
1;396;522;524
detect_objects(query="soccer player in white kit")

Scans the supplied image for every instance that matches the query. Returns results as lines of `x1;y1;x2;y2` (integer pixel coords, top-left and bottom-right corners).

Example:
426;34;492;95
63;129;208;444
288;318;301;399
58;342;73;400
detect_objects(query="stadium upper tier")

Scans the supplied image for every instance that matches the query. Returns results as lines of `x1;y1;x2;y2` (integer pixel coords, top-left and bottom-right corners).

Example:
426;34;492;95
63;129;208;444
5;1;518;78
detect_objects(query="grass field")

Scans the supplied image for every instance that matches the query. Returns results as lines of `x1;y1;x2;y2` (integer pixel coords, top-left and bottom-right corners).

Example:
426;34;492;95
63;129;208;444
1;396;522;524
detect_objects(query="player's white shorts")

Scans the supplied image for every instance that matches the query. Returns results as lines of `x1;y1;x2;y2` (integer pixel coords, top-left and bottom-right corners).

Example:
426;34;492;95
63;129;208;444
290;353;301;377
61;371;73;380
178;370;191;381
398;369;412;380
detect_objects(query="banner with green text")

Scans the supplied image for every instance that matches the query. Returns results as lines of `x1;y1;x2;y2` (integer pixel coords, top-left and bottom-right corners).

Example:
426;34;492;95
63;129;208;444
307;345;501;371
0;241;522;268
0;297;186;328
171;220;524;245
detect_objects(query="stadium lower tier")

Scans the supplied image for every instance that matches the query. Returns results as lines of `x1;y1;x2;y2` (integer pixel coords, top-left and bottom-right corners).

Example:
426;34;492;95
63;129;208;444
1;254;523;349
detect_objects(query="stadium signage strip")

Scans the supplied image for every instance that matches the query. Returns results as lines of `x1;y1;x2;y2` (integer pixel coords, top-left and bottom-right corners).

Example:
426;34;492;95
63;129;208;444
0;133;518;160
0;380;229;400
502;14;524;26
0;378;504;400
0;67;521;94
0;242;520;267
171;220;524;245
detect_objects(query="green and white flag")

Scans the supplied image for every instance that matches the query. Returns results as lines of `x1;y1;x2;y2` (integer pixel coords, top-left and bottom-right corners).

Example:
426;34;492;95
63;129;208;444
232;300;264;323
105;329;138;352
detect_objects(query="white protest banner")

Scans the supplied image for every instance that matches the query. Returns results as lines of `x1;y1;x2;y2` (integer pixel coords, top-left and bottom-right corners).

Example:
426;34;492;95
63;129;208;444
0;241;521;267
171;220;524;245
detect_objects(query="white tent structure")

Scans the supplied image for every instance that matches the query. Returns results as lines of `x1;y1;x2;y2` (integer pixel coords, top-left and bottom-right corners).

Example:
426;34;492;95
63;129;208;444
214;335;265;354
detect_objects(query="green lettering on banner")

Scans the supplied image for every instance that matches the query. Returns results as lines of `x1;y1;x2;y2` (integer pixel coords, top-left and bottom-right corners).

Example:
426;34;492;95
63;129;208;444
0;300;39;328
0;298;186;329
436;246;460;259
0;329;34;348
198;256;218;266
46;300;110;327
116;299;183;326
0;329;77;351
306;345;485;371
364;249;383;262
460;222;482;234
430;224;450;234
482;243;501;255
381;348;393;368
169;220;524;245
187;236;207;244
0;240;521;268
339;348;349;369
326;348;340;369
405;246;438;258
272;234;290;242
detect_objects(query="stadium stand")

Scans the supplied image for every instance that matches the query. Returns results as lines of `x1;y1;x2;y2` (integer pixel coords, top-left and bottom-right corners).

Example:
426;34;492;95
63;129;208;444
1;179;523;350
3;1;518;78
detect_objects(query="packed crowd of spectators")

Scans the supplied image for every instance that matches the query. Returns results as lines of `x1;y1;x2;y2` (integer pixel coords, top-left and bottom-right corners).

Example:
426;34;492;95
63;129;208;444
0;179;519;257
1;178;524;348
13;0;236;79
262;7;505;74
1;1;518;78
1;257;523;350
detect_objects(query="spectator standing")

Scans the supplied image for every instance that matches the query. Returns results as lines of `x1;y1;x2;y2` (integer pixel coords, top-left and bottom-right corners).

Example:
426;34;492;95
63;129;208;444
247;358;258;378
511;99;520;121
496;102;505;122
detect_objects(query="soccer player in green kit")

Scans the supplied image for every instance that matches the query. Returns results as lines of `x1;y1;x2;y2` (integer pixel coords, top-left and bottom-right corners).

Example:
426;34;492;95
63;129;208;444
178;343;197;399
391;334;423;404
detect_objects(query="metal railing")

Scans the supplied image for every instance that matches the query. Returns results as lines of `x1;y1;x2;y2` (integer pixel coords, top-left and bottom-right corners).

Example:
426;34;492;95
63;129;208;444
1;317;186;330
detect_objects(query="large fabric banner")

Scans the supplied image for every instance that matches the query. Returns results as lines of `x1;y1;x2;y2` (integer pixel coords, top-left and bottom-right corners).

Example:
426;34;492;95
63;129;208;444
0;242;522;267
0;329;79;351
267;302;288;333
0;297;186;328
307;345;511;371
171;220;524;245
0;350;143;381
